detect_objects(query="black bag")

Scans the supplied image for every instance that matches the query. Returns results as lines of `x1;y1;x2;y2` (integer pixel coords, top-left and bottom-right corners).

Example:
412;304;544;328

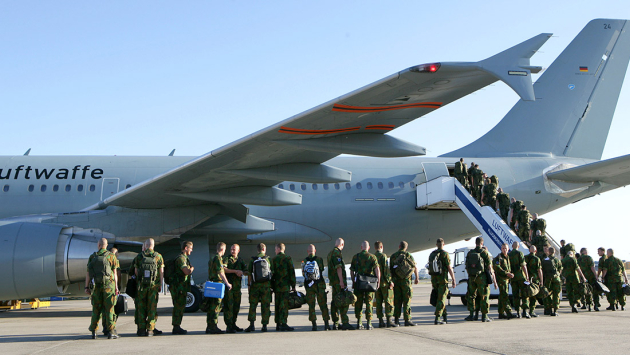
355;274;378;292
430;288;437;307
288;291;307;309
114;294;128;315
125;277;137;299
163;258;176;285
624;284;630;296
484;269;493;285
593;281;610;294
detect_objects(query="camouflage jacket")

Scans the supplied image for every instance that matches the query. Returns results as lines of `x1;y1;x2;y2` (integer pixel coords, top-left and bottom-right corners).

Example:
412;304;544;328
208;254;225;283
543;255;563;282
598;255;608;274
497;192;510;209
531;234;548;251
517;210;531;229
493;253;511;281
374;251;392;285
524;253;542;283
473;169;485;186
508;249;527;281
350;250;378;277
510;201;524;220
272;252;296;292
561;256;581;283
173;252;191;287
327;247;347;286
577;254;596;281
602;256;626;283
87;248;119;286
223;254;248;288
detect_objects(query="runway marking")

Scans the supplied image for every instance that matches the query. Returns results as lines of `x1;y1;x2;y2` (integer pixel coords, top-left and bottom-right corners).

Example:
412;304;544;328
384;328;505;354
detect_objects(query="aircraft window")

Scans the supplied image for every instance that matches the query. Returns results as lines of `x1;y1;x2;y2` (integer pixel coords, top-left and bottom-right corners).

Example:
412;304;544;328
126;184;131;189
65;184;71;192
77;184;84;192
388;182;394;189
345;183;351;190
40;185;47;192
301;183;307;191
399;182;405;188
367;182;373;190
89;184;96;192
356;182;362;189
53;184;59;192
3;185;8;192
278;184;284;189
312;184;318;190
290;184;295;191
323;184;329;190
334;183;340;190
28;184;34;192
378;182;383;189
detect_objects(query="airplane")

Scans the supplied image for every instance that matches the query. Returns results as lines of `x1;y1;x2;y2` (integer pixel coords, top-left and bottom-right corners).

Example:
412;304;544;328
1;19;629;312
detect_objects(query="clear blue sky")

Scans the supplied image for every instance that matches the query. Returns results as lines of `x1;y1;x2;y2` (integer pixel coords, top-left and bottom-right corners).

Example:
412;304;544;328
1;1;630;262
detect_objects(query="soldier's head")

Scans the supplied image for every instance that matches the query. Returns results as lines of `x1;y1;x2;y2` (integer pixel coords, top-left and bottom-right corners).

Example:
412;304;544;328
512;241;520;250
257;243;266;254
548;247;555;256
275;243;285;255
182;241;193;256
510;197;516;203
522;205;527;211
307;244;316;256
470;162;475;167
567;250;575;258
436;238;444;249
475;237;484;247
501;243;509;255
532;213;538;220
110;247;118;256
374;241;383;252
230;244;239;257
216;242;226;256
498;188;503;193
144;238;155;251
560;240;566;246
580;248;588;256
598;247;605;256
460;158;464;163
536;230;542;236
335;238;345;250
399;241;409;251
98;237;108;250
607;248;614;257
529;245;536;254
475;164;479;168
361;240;370;252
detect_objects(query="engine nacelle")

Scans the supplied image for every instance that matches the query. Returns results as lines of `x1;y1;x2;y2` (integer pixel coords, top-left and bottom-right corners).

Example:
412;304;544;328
0;222;113;300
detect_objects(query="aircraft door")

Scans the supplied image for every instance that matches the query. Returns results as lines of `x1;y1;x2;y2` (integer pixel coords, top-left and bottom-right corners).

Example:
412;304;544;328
101;178;120;200
421;162;449;181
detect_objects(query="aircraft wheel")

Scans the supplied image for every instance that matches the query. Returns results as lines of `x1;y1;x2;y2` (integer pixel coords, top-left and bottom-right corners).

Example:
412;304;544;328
185;286;202;313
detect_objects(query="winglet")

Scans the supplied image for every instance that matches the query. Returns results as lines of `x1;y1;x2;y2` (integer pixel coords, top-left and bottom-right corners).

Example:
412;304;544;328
23;148;31;156
168;149;175;156
477;33;553;101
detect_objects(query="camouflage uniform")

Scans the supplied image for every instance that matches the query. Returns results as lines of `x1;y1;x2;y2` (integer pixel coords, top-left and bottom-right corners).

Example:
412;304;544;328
374;251;393;319
561;255;582;307
467;165;476;192
531;234;549;259
223;254;247;327
473;169;484;203
509;200;523;231
531;218;546;237
134;250;164;331
248;253;272;325
524;253;542;313
466;247;492;315
602;256;627;307
516;209;532;242
454;161;468;187
272;252;296;325
496;191;510;222
429;249;451;317
99;257;120;331
169;252;191;327
302;254;329;322
577;254;597;307
508;248;529;312
327;247;349;325
88;249;119;332
206;254;225;327
599;254;613;306
542;255;563;310
493;253;512;315
390;249;416;321
482;182;497;208
350;250;378;322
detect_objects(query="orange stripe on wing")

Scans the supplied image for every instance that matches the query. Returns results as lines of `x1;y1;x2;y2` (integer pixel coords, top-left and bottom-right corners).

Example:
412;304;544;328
365;125;395;131
278;126;361;135
332;102;442;113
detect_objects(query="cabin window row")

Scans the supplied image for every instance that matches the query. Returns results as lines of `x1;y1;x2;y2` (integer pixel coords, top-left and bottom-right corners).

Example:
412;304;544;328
2;184;98;193
277;181;415;191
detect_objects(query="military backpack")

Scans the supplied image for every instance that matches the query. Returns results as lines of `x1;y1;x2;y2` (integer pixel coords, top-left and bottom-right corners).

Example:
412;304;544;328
139;252;159;286
541;257;558;278
465;250;485;277
454;161;464;175
391;252;415;279
252;256;272;283
88;251;112;285
163;258;177;285
303;260;321;281
428;249;445;276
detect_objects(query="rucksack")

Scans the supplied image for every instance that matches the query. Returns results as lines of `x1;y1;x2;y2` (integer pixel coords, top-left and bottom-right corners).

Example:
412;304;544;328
252;256;272;283
139;252;159;286
88;251;112;284
164;258;177;285
333;289;357;308
541;257;557;278
465;250;484;277
490;175;499;185
391;252;415;279
303;260;321;281
428;250;444;276
454;161;463;174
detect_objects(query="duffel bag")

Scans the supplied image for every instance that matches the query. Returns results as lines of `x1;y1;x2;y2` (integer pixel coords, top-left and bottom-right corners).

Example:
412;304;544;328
334;289;357;308
288;291;307;309
537;285;550;299
524;281;539;298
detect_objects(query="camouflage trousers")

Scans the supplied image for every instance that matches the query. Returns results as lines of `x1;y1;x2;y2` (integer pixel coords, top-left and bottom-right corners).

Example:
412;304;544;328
544;277;562;309
99;299;118;330
274;291;289;325
518;228;530;244
607;281;627;306
354;290;375;321
169;283;189;326
374;285;393;318
455;175;467;187
565;280;580;306
467;274;490;314
499;207;510;223
330;284;350;325
604;278;615;305
223;289;242;326
248;282;271;325
206;297;222;326
137;284;160;330
393;278;413;320
431;278;448;317
528;279;541;312
89;283;116;332
496;279;512;314
510;279;529;311
305;283;329;322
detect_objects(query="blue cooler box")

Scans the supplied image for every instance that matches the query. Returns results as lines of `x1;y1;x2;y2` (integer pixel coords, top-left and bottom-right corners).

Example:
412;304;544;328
204;281;225;299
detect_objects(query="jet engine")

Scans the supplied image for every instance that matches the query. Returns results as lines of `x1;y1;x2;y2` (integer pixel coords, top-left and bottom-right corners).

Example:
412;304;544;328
0;222;114;300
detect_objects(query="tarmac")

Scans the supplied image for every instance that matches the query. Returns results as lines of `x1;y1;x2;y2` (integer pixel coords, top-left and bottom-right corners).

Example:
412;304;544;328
1;282;629;355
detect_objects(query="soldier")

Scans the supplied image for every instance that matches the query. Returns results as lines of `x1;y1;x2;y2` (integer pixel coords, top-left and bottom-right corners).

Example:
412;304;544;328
496;188;510;222
170;241;194;335
467;162;476;192
302;244;330;331
530;213;546;237
206;242;232;334
601;248;629;311
390;241;419;326
524;245;543;317
223;243;247;333
559;240;567;259
350;241;380;330
515;206;532;243
85;238;119;339
508;241;530;318
493;243;515;320
134;238;164;336
428;238;456;325
531;230;548;259
128;243;145;329
246;243;272;332
561;250;587;313
508;198;522;231
542;247;563;316
481;178;497;208
465;237;497;322
454;158;468;187
577;248;597;311
327;238;354;330
597;247;614;309
373;241;396;328
473;164;484;203
98;247;121;337
272;243;297;331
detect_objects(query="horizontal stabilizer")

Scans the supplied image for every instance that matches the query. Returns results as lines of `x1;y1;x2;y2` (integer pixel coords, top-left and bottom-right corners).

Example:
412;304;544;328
546;153;630;186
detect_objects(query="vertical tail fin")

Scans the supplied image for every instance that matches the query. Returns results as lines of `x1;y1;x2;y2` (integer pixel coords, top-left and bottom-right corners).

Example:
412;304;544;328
444;19;630;160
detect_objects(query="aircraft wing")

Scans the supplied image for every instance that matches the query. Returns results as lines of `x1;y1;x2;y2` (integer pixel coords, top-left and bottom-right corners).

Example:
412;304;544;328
547;153;630;187
84;33;551;211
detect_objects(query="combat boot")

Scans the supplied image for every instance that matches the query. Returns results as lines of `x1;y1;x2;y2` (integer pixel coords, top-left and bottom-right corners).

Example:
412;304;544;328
356;321;365;330
341;322;355;330
522;310;531;319
404;319;416;326
226;325;236;334
481;314;492;322
152;328;163;335
606;305;615;311
108;329;119;339
387;317;398;327
366;322;373;330
544;308;550;315
276;324;280;331
91;330;97;339
312;321;317;331
137;329;147;337
394;318;400;325
498;313;505;319
378;318;386;328
552;308;559;316
530;311;538;318
514;308;521;318
234;324;244;332
324;321;331;331
571;305;578;313
581;304;587;310
434;316;444;325
464;311;474;321
280;324;294;331
443;313;448;324
172;325;188;335
244;321;255;333
261;324;268;332
594;305;600;312
473;311;480;321
505;311;514;320
332;322;338;330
